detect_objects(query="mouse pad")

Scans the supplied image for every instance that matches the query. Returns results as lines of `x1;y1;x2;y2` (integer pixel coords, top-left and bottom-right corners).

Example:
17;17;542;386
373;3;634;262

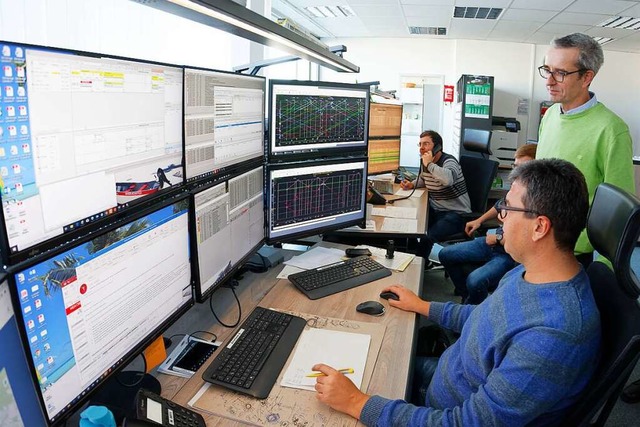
189;311;386;426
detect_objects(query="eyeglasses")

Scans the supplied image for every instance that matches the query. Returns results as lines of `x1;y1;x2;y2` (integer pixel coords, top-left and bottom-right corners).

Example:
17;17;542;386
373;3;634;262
538;66;587;82
417;141;433;147
495;198;540;219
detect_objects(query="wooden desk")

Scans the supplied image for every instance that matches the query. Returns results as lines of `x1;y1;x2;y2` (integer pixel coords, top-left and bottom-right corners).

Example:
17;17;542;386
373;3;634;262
329;184;428;240
157;242;423;426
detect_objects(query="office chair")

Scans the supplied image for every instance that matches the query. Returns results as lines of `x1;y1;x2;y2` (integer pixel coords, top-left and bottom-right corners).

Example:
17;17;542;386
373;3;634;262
563;183;640;427
436;155;499;243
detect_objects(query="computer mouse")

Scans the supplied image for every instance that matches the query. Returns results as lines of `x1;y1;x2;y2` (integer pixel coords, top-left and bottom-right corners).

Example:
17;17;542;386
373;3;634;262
379;291;399;301
356;301;385;316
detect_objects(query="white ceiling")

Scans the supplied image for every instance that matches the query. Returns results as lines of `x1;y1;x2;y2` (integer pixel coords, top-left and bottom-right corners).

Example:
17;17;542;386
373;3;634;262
271;0;640;53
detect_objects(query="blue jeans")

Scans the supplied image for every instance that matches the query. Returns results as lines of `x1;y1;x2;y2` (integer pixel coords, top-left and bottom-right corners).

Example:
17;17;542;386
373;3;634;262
439;237;517;304
417;206;466;260
411;356;439;405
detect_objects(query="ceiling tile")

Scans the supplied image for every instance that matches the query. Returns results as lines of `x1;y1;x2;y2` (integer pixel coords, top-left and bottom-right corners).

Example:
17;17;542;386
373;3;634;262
360;16;407;27
525;32;560;44
350;5;403;17
402;5;452;18
566;0;639;15
448;18;495;38
550;12;611;25
365;25;412;36
510;0;576;11
537;22;592;34
584;26;637;37
452;0;512;7
400;0;454;5
406;16;452;27
622;4;640;17
347;0;401;4
492;20;543;33
500;9;558;22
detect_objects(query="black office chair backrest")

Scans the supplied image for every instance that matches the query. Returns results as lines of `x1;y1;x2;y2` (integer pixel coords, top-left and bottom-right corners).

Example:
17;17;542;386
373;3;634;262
459;155;499;215
563;183;640;426
462;128;492;155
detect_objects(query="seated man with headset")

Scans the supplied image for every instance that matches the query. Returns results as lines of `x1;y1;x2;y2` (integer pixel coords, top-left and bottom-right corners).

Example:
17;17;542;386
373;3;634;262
400;130;471;266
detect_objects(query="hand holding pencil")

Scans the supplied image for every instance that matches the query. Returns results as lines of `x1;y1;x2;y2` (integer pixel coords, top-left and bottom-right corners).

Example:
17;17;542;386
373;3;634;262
306;368;354;377
311;363;370;419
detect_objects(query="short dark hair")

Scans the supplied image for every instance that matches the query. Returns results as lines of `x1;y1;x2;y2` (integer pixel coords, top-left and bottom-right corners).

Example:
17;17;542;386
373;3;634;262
509;159;589;252
551;33;604;75
419;130;443;153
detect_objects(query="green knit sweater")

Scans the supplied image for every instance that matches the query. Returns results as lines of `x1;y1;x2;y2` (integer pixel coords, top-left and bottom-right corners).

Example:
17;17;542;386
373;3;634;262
537;102;635;254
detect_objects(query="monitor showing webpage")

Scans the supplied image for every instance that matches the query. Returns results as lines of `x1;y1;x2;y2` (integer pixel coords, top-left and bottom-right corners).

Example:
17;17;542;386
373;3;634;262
0;277;48;427
266;159;367;242
0;41;183;260
268;80;369;158
9;198;192;424
193;165;264;301
184;68;264;182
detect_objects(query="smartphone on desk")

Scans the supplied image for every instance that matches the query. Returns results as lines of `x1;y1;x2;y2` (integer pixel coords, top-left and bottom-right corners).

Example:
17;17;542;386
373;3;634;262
134;389;206;427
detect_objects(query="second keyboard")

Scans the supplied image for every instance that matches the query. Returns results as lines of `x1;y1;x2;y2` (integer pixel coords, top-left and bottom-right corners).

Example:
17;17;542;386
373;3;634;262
288;255;392;300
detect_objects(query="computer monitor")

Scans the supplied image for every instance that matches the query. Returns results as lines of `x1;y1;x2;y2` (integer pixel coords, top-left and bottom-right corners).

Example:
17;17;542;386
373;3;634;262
0;276;48;427
266;158;367;243
7;195;192;425
191;165;265;301
0;41;184;264
183;67;265;182
368;139;401;175
268;80;369;159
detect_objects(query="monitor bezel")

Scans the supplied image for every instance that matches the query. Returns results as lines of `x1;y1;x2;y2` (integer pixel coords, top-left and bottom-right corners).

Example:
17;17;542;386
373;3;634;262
0;40;187;266
183;66;266;185
189;165;266;303
267;79;370;161
265;156;368;245
6;192;193;426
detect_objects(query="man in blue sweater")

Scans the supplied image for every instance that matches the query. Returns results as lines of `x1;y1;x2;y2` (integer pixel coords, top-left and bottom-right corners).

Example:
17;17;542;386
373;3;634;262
312;159;601;426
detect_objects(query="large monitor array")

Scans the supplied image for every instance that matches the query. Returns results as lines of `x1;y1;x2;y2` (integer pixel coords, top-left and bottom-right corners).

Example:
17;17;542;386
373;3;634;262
1;39;370;426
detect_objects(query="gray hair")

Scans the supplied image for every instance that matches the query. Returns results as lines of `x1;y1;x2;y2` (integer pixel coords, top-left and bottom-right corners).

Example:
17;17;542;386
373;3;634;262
551;33;604;74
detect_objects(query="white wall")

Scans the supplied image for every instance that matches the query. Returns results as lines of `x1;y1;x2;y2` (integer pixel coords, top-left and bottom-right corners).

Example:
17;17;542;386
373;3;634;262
325;36;640;158
0;0;238;71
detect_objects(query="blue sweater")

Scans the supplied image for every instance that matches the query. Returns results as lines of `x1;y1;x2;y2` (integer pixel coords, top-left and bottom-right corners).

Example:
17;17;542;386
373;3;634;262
360;265;601;426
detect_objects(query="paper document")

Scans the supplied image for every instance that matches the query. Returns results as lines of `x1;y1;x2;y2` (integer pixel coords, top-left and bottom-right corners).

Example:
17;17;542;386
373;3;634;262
281;328;370;391
394;189;425;198
341;220;376;232
284;246;344;270
381;217;418;234
371;206;417;219
277;264;305;279
354;245;415;271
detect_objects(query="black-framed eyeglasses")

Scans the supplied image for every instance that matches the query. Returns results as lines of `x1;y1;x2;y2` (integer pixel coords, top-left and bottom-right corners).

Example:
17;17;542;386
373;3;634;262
538;66;587;82
495;198;540;219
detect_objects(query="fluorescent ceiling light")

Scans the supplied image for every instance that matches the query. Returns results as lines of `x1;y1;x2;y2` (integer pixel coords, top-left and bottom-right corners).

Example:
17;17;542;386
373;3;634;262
598;16;640;30
592;36;615;45
131;0;359;72
305;5;355;19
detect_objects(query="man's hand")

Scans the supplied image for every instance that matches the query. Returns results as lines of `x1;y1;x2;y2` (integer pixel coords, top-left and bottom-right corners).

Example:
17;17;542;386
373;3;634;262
400;179;414;190
380;284;430;316
421;151;434;167
485;233;498;246
465;219;482;236
313;363;370;419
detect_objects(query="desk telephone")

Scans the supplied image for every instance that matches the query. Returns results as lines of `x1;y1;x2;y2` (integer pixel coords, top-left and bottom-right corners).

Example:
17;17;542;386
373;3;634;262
367;182;387;205
133;389;205;427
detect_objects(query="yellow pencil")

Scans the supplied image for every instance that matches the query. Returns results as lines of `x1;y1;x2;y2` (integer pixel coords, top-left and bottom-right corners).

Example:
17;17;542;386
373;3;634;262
306;368;354;377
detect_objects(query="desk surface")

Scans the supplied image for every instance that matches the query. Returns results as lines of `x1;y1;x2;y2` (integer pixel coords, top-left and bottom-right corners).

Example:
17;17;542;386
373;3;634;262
332;184;428;239
157;242;423;426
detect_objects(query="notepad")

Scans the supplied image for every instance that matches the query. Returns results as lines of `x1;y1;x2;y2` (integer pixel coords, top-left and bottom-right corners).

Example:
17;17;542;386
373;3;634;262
280;328;370;391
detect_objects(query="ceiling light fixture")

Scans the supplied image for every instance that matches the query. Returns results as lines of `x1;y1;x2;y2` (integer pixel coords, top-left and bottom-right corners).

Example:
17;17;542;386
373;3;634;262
304;5;355;19
131;0;359;72
598;16;640;30
592;36;615;45
454;6;503;20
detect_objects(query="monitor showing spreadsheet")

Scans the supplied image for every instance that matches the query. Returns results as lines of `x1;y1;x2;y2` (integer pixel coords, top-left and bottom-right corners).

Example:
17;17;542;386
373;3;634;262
184;67;264;182
0;41;184;263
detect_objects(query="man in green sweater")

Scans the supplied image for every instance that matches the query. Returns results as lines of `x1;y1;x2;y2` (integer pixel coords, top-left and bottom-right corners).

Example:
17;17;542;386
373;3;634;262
537;32;635;267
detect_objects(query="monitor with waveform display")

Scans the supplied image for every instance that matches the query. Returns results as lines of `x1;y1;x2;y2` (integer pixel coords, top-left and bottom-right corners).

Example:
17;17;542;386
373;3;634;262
265;158;367;243
268;80;369;159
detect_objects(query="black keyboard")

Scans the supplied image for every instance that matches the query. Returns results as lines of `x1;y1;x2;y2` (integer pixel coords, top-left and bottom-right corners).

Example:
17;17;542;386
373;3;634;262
288;255;392;300
202;307;306;399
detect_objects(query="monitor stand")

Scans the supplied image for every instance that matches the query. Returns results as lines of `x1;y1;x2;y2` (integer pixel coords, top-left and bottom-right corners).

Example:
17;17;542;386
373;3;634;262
89;371;161;424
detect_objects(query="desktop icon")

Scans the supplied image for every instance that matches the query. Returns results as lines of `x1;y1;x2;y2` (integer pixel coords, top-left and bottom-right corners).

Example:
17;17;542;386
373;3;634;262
10;145;18;155
31;284;39;293
40;329;47;338
21;126;28;136
2;45;10;56
12;164;20;174
16;66;24;78
3;65;11;77
15;183;23;193
27;319;35;330
8;125;16;136
6;106;15;116
4;86;13;97
24;305;31;314
38;313;45;323
15;47;23;58
44;343;51;352
20;289;28;300
0;147;5;157
18;105;26;116
34;299;42;309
